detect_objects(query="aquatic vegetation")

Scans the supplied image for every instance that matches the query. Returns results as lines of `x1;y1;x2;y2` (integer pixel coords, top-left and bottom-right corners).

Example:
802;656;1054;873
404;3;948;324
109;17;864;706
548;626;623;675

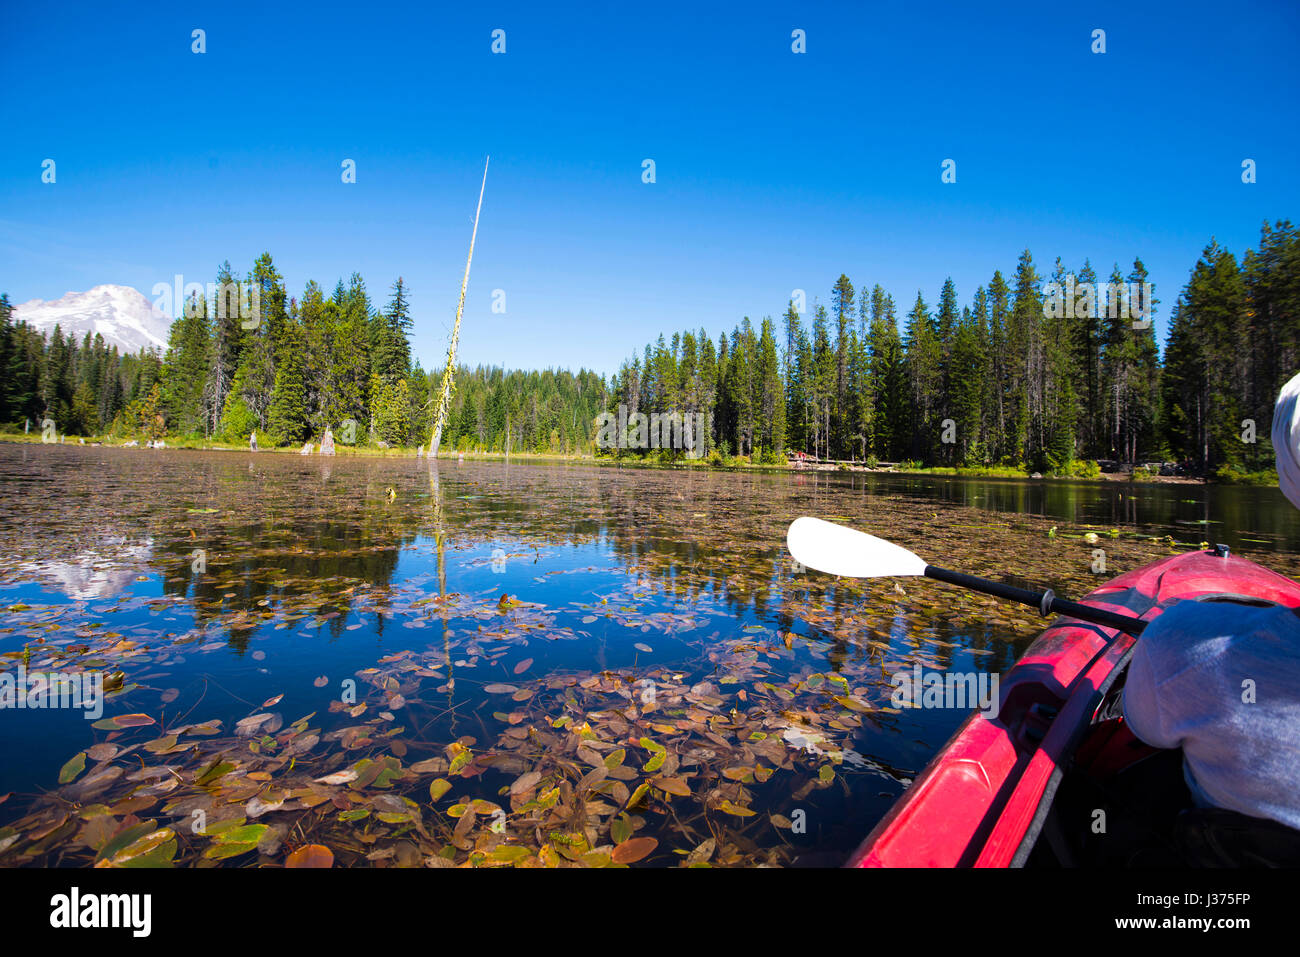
1;445;1298;867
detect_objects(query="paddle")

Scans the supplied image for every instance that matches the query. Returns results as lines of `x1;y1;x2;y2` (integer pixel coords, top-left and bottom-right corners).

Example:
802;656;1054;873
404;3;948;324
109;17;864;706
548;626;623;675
786;516;1147;637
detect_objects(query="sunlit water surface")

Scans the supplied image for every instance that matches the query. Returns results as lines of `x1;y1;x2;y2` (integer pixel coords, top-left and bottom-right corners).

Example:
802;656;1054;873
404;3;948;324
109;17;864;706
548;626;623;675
1;445;1297;867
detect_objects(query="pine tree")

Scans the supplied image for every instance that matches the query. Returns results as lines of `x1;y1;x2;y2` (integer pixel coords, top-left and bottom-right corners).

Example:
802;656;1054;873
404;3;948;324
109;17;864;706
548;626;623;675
846;290;872;460
903;292;940;459
208;261;243;435
985;270;1012;463
161;288;211;434
1070;259;1103;455
267;319;309;443
810;304;834;459
868;287;905;460
950;305;987;464
831;274;855;456
934;277;961;462
755;316;785;460
1008;251;1042;467
372;277;412;384
1162;241;1247;470
782;302;810;454
370;375;411;445
679;331;700;413
1041;259;1078;472
333;276;372;434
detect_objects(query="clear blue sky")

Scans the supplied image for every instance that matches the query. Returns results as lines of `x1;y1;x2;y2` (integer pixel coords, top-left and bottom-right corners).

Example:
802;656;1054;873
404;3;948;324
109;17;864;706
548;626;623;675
2;0;1297;374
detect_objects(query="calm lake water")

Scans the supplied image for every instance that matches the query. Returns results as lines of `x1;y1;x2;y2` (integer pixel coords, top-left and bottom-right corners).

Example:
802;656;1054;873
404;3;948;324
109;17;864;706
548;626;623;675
1;444;1297;867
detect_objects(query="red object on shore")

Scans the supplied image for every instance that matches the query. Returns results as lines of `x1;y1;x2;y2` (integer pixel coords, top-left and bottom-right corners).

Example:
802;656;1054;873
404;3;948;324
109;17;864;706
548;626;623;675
849;549;1300;867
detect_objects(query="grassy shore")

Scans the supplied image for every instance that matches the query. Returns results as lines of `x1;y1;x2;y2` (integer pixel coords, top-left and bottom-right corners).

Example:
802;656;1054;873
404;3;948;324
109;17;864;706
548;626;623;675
0;431;1278;486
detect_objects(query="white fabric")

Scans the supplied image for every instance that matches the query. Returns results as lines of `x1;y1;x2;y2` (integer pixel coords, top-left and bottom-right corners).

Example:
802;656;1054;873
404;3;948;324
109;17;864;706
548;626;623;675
1274;371;1300;510
1123;600;1300;830
1117;373;1300;833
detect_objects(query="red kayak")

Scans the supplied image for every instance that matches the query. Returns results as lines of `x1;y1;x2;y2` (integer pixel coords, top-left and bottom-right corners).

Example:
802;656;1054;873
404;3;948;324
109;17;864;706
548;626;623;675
850;547;1300;867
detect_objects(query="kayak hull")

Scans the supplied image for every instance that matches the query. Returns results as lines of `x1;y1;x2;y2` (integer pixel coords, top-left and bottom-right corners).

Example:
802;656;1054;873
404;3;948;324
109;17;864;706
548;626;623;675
849;549;1300;867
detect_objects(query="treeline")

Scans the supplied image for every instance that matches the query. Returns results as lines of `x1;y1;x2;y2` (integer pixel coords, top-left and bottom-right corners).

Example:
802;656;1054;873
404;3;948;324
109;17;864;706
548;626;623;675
0;253;609;454
1163;224;1300;472
439;366;609;454
2;222;1296;472
608;221;1298;473
0;303;144;435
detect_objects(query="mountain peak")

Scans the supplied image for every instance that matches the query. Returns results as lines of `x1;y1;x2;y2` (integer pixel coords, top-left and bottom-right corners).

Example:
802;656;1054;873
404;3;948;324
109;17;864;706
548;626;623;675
11;284;172;355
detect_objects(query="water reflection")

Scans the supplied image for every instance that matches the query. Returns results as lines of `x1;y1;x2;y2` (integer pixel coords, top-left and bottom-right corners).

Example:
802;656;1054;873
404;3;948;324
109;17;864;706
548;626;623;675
1;445;1298;867
18;536;154;600
830;472;1298;553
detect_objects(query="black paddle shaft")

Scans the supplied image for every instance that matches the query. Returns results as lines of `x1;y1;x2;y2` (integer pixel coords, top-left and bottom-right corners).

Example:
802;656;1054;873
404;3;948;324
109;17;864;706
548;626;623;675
923;565;1147;637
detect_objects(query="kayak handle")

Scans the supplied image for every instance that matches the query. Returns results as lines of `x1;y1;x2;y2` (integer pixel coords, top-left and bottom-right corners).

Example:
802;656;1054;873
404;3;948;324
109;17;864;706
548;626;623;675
924;565;1148;637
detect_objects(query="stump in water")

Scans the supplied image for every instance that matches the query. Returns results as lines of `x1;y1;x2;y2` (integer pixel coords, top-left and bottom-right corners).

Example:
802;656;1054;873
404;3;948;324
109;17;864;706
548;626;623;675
300;442;313;455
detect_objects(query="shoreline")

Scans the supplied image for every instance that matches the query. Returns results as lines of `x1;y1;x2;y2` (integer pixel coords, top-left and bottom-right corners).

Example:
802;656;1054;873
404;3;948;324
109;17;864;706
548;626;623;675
0;434;1274;488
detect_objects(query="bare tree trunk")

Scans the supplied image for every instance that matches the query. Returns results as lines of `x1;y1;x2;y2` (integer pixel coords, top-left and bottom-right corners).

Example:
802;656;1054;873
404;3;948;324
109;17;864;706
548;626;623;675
430;157;489;456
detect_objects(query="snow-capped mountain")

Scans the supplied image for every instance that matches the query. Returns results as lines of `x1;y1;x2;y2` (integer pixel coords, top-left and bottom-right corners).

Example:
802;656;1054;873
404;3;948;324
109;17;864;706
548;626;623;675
20;536;155;600
11;284;172;355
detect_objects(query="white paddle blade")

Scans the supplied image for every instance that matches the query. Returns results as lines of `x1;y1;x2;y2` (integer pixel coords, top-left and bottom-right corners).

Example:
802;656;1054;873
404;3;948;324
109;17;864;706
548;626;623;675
786;517;928;579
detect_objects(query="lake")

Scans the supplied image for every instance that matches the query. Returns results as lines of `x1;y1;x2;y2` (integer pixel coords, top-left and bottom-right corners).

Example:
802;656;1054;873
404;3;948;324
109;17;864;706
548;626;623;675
1;444;1297;867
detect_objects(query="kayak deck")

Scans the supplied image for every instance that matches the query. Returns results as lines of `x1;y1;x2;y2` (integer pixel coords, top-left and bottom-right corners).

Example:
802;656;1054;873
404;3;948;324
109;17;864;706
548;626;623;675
850;549;1300;867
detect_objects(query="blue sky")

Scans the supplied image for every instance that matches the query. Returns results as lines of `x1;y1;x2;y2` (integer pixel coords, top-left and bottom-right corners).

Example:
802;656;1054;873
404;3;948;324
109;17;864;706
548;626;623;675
2;0;1297;374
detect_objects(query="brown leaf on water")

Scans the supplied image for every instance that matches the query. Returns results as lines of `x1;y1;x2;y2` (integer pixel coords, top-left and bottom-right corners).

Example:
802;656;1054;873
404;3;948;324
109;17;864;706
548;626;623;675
718;799;756;817
653;776;690;797
409;757;447;774
117;712;157;727
143;734;187;755
510;770;541;795
86;743;118;762
235;713;273;737
246;793;285;818
513;658;533;675
685;837;715;865
576;766;608;792
313;770;358;785
285;844;334;868
611;836;658;864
